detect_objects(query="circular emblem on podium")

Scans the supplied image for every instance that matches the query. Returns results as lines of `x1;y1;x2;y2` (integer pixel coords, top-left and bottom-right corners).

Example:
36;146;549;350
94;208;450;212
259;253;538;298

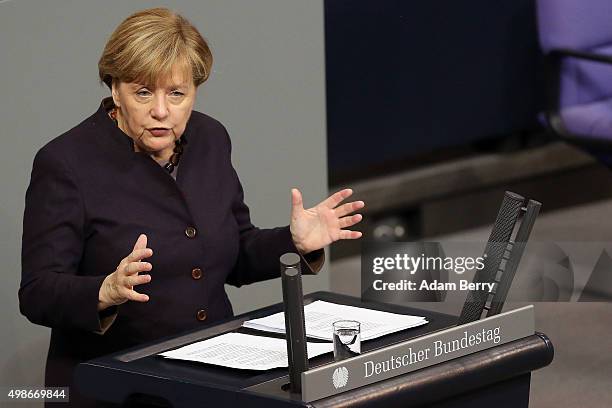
332;366;349;389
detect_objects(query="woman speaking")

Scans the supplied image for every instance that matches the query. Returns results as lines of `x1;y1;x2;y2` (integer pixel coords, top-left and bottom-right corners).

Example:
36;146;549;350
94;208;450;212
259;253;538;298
19;7;364;407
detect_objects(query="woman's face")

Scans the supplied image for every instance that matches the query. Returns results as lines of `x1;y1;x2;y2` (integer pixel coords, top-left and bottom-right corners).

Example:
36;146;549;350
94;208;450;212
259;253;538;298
111;65;196;157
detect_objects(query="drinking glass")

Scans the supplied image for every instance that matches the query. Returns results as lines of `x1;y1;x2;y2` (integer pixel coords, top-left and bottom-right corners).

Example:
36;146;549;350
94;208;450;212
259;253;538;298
332;320;361;361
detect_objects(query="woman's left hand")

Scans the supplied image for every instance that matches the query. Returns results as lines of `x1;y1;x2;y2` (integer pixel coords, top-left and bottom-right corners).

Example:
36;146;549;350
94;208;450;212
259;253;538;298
290;188;364;254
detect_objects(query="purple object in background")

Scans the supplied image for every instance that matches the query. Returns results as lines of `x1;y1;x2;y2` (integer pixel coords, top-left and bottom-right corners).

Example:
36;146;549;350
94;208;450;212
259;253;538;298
536;0;612;142
536;0;612;51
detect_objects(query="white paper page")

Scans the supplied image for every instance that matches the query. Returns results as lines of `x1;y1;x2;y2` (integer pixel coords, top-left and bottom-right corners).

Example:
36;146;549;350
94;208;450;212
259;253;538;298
159;332;333;370
243;300;428;341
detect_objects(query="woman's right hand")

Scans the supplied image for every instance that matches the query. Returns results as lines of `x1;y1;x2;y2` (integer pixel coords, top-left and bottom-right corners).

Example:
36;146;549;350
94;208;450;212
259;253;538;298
98;234;153;311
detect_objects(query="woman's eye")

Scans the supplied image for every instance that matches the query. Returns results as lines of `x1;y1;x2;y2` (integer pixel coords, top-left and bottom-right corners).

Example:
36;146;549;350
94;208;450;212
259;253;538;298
171;91;185;97
136;90;151;97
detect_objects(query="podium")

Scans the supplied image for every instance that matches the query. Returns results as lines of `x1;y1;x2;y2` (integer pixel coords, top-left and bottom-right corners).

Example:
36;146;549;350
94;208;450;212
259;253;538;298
75;292;553;407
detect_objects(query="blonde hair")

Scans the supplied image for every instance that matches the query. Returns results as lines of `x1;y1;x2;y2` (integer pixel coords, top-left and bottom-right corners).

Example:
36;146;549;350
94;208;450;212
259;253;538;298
98;7;212;89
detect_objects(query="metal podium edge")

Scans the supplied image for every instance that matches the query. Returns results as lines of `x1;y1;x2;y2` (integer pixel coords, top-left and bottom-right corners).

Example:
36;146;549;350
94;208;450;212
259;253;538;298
301;305;534;402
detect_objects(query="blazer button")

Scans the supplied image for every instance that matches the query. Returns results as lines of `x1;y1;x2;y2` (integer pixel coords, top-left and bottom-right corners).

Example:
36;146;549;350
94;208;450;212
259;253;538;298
191;268;203;280
196;309;207;321
185;226;197;238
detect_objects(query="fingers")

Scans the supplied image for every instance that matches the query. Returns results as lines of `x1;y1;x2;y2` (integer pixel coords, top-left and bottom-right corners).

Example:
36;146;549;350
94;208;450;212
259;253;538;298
124;234;153;263
106;236;154;306
124;273;152;288
124;261;152;275
122;287;150;302
339;214;363;229
124;247;153;264
133;233;147;251
118;272;152;303
334;201;365;218
291;188;304;215
338;230;363;240
321;188;353;209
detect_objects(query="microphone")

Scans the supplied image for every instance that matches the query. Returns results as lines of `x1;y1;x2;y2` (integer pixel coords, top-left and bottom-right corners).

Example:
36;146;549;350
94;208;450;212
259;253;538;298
280;253;309;393
487;199;541;316
457;191;525;325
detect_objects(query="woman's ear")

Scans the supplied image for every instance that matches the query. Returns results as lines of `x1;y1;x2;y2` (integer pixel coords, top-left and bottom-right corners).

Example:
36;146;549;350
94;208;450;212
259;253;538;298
111;79;121;108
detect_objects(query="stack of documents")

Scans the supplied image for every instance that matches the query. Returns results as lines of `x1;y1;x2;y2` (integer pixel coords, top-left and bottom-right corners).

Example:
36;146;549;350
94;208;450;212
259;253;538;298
160;332;334;370
242;300;428;341
159;301;428;370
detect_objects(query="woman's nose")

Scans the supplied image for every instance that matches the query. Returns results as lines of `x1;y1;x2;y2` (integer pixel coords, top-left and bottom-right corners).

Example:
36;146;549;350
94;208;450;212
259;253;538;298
151;96;169;120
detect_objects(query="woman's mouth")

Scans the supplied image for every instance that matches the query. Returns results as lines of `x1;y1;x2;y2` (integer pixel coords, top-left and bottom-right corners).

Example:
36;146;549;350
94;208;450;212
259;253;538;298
148;127;171;137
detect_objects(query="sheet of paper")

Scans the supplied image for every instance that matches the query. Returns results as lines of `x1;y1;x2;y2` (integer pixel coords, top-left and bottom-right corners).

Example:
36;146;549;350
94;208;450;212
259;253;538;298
159;332;333;370
243;300;428;341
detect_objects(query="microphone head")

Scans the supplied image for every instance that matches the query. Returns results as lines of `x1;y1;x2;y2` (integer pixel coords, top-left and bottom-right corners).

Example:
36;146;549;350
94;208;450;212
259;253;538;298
280;252;301;268
285;267;299;277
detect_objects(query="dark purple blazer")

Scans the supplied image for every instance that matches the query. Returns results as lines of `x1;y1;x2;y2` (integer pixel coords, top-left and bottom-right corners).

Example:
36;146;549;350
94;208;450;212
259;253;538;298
20;98;321;406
